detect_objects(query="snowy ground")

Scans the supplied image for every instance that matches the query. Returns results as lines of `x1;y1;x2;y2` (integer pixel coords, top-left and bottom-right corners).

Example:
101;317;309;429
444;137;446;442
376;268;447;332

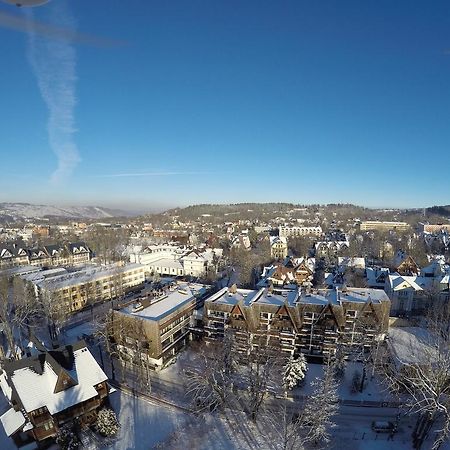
0;327;443;450
293;361;393;403
104;391;189;450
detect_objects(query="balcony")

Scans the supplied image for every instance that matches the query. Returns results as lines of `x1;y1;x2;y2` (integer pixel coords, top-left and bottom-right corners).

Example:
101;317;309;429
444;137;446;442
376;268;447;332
31;412;52;427
160;318;190;341
33;424;57;441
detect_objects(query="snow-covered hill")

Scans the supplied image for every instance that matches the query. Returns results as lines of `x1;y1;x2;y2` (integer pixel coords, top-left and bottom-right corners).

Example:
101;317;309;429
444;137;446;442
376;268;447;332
0;203;132;222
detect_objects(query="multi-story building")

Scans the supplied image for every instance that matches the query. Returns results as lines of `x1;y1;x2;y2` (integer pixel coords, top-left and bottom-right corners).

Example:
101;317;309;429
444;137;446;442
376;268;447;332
130;244;222;278
385;273;450;316
359;221;410;232
258;257;315;288
270;236;288;259
0;244;29;269
419;223;450;234
0;340;109;448
111;282;208;370
33;263;145;314
279;225;322;238
0;242;91;269
204;286;390;359
392;250;419;276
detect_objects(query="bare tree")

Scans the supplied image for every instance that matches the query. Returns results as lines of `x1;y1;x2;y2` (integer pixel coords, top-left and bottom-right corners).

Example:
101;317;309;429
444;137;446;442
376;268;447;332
380;307;450;450
101;311;152;392
0;275;40;359
263;402;306;450
302;359;339;447
185;334;236;412
237;332;283;421
39;287;68;342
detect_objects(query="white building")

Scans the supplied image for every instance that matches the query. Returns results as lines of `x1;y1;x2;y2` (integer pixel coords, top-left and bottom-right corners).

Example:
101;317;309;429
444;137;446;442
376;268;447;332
279;225;322;238
130;243;222;278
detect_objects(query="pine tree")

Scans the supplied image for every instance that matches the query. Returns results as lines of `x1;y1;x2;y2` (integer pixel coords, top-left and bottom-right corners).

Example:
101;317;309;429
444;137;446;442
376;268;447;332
333;345;347;379
283;355;307;391
95;408;120;437
55;425;79;450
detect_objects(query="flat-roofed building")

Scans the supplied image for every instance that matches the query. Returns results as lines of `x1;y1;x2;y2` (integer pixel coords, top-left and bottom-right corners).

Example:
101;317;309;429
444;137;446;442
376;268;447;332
111;282;209;370
204;286;390;359
419;223;450;234
360;221;410;232
279;225;322;238
33;263;145;314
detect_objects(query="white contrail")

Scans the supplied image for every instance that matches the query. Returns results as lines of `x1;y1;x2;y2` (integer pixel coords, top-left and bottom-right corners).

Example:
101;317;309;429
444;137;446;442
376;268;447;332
24;1;80;184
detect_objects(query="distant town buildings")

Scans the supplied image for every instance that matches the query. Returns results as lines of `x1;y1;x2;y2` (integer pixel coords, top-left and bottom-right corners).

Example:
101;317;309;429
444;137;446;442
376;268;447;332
359;221;410;232
259;257;315;288
0;242;91;269
419;223;450;234
279;225;322;238
129;243;222;278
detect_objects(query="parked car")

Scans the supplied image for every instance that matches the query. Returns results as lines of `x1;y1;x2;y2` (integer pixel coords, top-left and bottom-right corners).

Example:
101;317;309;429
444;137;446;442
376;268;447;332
371;421;396;433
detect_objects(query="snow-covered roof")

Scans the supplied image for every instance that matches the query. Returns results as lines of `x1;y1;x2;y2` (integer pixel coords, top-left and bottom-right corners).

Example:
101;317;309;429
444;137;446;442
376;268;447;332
0;408;26;437
6;343;107;415
205;287;255;306
366;267;389;288
337;257;366;269
388;327;438;368
314;287;390;306
35;263;144;290
146;258;184;270
270;236;287;245
120;283;196;321
387;274;432;292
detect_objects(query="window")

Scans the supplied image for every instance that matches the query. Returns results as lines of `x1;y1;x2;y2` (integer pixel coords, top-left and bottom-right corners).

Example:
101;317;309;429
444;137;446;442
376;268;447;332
43;421;53;431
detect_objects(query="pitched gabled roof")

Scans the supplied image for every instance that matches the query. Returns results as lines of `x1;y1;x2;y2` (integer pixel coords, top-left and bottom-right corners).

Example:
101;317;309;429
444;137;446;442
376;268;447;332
3;341;107;415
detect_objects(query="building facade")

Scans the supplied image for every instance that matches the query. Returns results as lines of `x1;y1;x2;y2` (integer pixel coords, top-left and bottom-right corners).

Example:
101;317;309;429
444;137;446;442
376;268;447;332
33;263;145;315
0;242;91;269
279;225;322;238
359;221;410;232
204;286;390;359
270;236;288;259
110;282;209;370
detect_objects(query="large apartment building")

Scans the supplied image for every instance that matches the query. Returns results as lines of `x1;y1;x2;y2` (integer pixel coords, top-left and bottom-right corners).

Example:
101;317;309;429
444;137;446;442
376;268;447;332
0;242;91;269
110;282;209;370
279;225;322;238
419;223;450;234
359;221;410;232
33;263;145;314
204;286;390;359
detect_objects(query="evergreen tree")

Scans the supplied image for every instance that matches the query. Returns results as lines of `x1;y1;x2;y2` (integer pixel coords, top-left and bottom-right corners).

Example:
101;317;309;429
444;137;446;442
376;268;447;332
283;355;307;391
95;408;120;437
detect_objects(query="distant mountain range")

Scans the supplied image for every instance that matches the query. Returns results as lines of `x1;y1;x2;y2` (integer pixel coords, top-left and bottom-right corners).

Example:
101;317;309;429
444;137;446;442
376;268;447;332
0;203;136;222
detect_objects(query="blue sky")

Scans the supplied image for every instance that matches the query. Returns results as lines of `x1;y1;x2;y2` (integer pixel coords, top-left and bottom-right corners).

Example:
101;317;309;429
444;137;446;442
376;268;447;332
0;0;449;211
